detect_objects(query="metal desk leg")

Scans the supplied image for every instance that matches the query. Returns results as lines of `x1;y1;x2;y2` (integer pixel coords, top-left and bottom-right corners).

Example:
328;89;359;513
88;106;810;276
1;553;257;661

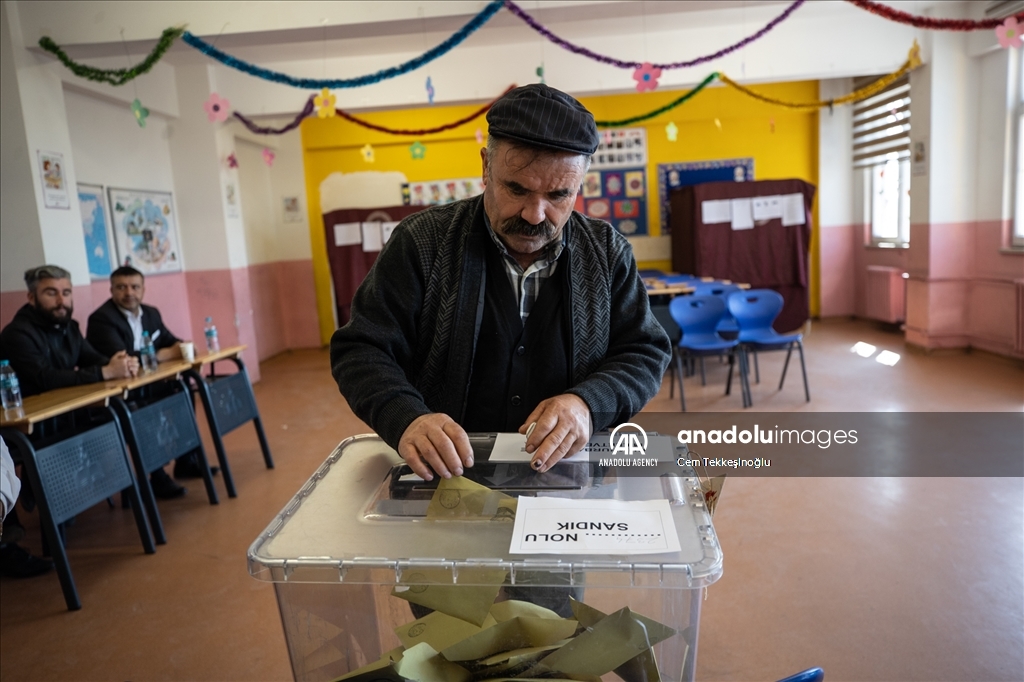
186;369;237;498
111;397;166;545
230;357;275;470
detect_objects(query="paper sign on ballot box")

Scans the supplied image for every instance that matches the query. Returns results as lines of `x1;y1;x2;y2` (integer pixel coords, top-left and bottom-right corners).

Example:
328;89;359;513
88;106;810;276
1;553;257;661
510;497;682;555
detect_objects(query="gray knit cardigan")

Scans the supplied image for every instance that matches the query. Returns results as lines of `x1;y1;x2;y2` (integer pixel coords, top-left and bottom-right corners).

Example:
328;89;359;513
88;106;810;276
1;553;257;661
330;195;671;449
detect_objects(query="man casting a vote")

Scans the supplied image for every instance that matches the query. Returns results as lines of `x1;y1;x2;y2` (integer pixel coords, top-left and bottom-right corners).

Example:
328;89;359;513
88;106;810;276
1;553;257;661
331;84;671;480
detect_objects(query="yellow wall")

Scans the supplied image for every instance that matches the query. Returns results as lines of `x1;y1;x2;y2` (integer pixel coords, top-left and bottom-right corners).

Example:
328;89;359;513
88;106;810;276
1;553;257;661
303;80;820;344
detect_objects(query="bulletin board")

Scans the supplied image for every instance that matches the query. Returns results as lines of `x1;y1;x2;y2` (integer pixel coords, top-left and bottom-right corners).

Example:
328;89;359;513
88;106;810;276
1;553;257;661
577;167;648;236
579;127;649;236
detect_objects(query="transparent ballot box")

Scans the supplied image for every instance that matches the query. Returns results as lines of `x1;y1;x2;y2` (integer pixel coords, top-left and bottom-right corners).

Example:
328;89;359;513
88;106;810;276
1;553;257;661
248;434;723;682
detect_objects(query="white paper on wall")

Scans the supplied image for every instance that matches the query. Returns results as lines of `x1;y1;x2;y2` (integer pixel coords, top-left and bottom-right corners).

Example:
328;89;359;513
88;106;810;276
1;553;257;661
730;198;754;230
701;200;731;224
380;221;399;244
361;221;384;252
752;195;783;221
781;193;806;226
333;222;362;247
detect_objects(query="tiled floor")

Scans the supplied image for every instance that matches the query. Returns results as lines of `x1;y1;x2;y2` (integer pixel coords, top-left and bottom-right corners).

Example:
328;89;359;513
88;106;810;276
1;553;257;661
1;319;1021;681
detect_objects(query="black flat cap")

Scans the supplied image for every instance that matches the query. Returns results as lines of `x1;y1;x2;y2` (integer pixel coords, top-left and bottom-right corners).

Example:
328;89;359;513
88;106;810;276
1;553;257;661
486;84;599;156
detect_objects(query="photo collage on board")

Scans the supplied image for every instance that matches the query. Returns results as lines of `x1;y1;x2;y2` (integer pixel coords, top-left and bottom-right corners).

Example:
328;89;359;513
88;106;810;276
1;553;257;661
575;128;648;236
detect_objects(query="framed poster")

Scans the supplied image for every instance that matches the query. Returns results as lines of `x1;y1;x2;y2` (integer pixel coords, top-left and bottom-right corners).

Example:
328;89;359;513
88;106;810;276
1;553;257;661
574;167;648;236
38;150;70;209
107;188;183;274
77;183;115;280
657;158;754;234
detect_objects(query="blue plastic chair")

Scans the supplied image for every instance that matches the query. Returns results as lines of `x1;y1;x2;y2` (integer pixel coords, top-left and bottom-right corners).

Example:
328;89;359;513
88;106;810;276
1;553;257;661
777;667;824;682
668;295;750;411
728;289;810;403
692;282;742;337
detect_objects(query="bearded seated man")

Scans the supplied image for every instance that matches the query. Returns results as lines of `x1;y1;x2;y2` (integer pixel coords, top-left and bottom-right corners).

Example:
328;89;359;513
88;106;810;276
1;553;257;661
0;265;185;500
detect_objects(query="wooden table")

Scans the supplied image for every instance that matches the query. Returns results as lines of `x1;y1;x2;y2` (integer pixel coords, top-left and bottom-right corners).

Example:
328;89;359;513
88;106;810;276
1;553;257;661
112;358;194;393
191;344;245;368
646;284;695;297
1;384;124;435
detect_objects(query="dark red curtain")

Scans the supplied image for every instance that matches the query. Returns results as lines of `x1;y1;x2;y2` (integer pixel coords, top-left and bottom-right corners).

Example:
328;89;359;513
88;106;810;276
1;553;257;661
670;179;815;333
322;205;426;326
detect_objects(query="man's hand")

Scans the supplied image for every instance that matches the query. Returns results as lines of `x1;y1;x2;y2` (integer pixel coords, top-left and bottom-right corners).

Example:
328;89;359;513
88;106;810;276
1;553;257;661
519;394;592;472
398;413;474;481
101;350;139;380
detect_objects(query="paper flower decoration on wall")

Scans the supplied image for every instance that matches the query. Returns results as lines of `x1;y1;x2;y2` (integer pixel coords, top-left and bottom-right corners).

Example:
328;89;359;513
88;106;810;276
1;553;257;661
426;77;435;105
315;88;337;118
665;121;678;142
131;99;149;128
227;153;238;169
996;17;1022;49
204;93;231;122
360;144;375;163
409;141;426;159
262;148;275;167
632;62;662;92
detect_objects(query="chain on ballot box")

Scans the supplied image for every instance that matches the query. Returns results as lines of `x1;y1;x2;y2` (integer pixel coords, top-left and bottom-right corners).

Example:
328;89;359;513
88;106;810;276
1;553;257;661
248;433;723;682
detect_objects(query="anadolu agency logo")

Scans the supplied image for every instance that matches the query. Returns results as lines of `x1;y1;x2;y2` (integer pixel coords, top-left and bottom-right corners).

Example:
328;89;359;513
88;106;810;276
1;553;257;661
610;422;648;456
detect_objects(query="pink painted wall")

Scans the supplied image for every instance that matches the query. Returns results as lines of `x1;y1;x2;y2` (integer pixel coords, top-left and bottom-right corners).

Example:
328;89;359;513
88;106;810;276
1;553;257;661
902;220;1024;357
249;262;287;361
2;262;320;374
277;259;321;350
818;224;856;317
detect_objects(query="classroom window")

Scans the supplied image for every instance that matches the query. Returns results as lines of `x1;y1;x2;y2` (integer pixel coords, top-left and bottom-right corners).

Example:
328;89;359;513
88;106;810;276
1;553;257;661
853;74;911;246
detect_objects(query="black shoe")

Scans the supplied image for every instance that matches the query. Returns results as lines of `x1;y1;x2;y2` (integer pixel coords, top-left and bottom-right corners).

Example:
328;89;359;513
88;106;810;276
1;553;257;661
0;543;54;578
173;456;218;479
150;469;187;499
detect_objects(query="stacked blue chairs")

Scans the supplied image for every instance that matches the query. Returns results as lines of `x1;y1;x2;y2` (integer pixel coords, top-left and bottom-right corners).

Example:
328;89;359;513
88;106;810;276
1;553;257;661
668;295;751;411
728;288;810;403
691;282;742;337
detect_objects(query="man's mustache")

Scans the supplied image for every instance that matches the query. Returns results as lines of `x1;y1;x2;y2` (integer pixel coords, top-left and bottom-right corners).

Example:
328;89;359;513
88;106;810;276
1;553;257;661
500;216;556;238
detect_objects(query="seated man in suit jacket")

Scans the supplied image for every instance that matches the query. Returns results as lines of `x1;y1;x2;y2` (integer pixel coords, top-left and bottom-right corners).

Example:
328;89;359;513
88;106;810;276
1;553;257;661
87;265;208;485
87;266;183;362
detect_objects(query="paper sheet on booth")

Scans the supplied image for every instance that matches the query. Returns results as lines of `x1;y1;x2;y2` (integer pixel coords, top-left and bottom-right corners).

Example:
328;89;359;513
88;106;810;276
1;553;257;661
509;497;681;555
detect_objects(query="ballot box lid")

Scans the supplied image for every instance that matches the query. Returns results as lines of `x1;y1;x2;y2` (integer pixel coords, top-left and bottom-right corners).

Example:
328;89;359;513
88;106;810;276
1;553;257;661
248;434;723;589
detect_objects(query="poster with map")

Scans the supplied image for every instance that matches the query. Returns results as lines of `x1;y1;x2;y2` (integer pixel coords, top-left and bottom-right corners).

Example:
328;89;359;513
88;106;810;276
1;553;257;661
77;183;114;280
107;188;182;274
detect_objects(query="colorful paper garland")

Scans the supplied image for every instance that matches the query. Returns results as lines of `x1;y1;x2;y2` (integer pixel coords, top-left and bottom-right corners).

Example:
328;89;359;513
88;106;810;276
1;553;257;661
845;0;1023;31
179;0;502;90
38;27;184;86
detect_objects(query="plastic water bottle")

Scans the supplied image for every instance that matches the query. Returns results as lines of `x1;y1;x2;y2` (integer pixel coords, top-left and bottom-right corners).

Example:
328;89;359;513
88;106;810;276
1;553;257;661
0;360;23;410
140;331;158;373
204;317;220;353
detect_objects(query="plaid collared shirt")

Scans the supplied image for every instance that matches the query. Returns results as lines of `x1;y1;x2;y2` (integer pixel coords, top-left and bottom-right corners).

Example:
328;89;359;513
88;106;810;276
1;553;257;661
484;217;564;323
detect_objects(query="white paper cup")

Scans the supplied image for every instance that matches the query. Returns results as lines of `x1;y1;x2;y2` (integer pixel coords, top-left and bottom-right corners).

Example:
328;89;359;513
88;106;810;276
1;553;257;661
179;341;195;362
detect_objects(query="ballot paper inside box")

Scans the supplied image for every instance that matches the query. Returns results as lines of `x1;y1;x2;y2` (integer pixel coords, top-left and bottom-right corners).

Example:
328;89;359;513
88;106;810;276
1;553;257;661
248;434;723;682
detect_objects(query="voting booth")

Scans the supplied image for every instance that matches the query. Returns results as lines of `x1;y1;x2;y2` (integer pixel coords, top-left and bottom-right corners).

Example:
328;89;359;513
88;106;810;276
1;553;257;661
248;434;723;682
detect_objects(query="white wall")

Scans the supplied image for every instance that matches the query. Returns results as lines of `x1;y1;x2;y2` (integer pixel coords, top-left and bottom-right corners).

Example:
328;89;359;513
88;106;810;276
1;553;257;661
235;137;276;265
818;77;854;228
234;127;312;265
1;1;44;292
64;88;177;203
975;47;1016;223
3;0;88;287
